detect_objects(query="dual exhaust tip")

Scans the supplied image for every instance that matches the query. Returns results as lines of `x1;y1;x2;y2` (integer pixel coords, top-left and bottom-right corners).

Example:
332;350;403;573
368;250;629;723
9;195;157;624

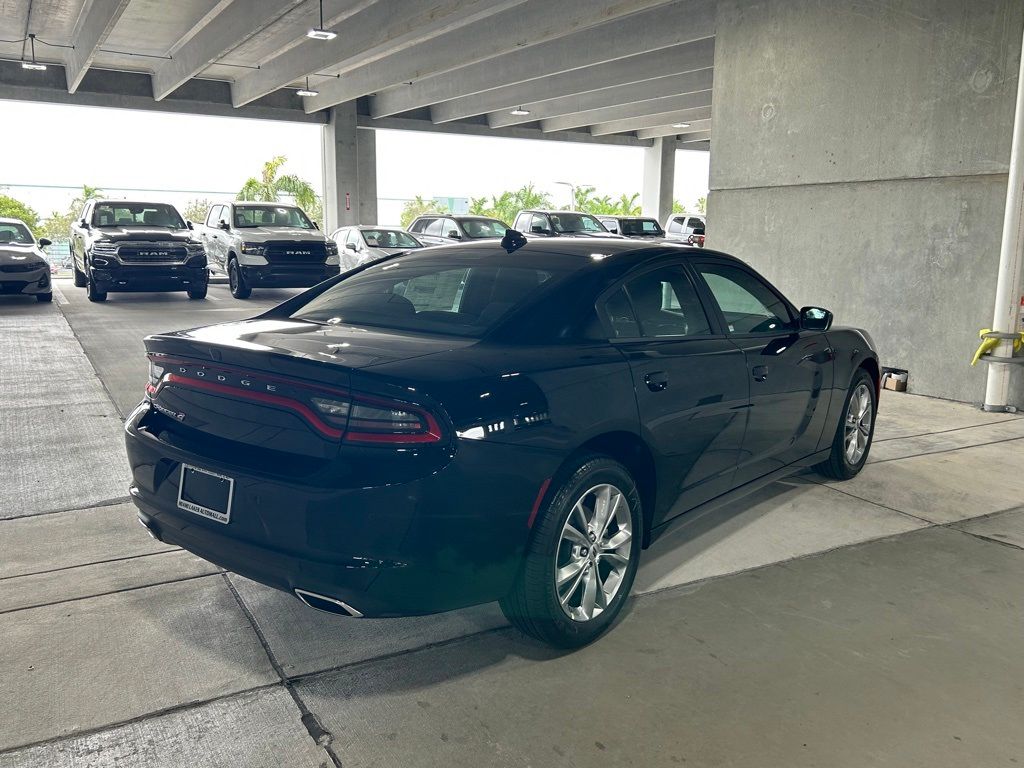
294;588;364;618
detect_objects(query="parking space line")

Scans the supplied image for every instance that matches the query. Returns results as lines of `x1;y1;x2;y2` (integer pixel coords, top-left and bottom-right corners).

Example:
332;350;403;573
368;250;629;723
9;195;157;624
52;284;68;305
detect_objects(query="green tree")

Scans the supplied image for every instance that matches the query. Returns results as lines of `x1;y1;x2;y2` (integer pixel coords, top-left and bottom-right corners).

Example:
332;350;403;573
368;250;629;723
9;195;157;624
695;196;707;214
611;193;641;216
38;185;104;241
671;200;688;214
487;183;552;225
0;194;40;233
182;198;215;224
468;196;492;216
238;155;322;222
71;185;104;212
400;195;448;228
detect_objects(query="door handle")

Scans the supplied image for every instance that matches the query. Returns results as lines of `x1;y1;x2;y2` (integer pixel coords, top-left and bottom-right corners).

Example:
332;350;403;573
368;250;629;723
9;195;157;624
752;365;768;382
645;371;669;392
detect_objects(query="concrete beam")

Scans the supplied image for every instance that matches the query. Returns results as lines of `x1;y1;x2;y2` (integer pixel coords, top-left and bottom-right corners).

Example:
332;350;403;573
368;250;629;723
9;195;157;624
317;0;714;115
233;0;528;108
433;38;715;124
357;115;652;147
590;106;712;136
485;67;714;129
642;138;676;222
540;91;712;133
677;130;712;143
681;140;710;151
0;61;326;123
637;119;713;139
151;0;307;101
65;0;131;94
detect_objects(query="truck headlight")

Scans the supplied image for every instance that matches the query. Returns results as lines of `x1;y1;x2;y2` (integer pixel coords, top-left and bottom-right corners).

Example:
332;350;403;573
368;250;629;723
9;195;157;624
241;242;266;255
325;242;339;256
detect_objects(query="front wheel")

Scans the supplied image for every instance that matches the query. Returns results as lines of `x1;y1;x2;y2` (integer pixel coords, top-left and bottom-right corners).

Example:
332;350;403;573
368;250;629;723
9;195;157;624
72;258;87;287
228;259;251;299
816;370;876;480
86;270;107;302
187;283;208;300
500;456;642;648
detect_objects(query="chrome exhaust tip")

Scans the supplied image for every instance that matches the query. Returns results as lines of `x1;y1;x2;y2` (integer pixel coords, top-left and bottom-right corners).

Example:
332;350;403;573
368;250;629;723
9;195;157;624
137;515;162;542
294;588;364;617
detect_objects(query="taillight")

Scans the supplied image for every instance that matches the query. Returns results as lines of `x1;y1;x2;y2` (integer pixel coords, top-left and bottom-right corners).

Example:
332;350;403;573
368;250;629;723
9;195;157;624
312;394;442;444
146;359;166;396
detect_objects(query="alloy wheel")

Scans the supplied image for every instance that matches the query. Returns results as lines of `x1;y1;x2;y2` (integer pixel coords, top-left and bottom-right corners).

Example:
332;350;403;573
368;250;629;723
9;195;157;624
554;483;633;622
844;383;873;465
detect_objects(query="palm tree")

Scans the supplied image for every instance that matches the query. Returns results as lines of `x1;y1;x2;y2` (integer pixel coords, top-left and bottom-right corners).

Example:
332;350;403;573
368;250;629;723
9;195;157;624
238;156;321;218
696;196;707;214
71;184;104;212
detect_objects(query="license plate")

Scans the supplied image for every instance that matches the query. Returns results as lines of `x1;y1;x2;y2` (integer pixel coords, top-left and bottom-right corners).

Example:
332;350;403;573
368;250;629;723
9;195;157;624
177;464;234;524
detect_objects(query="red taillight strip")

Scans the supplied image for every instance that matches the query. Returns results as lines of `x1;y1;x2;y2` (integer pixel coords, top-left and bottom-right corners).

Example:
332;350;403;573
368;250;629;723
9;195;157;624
164;373;344;439
527;478;552;529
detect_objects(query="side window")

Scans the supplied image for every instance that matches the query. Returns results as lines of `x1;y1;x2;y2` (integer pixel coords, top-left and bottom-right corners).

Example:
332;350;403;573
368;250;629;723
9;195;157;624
514;213;531;231
667;217;683;233
206;206;221;227
346;229;361;248
424;218;444;236
601;288;641;338
696;263;795;335
409;219;425;233
621;266;712;338
530;214;549;233
440;219;459;238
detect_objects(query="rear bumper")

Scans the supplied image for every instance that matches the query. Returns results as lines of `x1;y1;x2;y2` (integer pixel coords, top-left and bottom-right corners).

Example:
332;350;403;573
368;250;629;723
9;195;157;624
241;264;336;288
92;264;207;293
0;268;49;295
124;402;560;616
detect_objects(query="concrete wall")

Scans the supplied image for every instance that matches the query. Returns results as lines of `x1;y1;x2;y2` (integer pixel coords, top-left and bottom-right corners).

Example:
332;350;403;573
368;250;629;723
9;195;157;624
708;0;1024;405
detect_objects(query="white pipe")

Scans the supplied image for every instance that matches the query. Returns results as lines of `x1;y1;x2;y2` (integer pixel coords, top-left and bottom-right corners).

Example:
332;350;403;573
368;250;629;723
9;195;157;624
984;20;1024;411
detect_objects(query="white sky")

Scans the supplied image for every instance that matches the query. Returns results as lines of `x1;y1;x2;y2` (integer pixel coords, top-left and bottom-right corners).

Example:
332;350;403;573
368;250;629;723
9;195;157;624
0;100;709;226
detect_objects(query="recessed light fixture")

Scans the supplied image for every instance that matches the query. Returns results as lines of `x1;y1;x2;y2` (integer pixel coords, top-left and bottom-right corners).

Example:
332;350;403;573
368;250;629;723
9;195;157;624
307;0;337;39
510;106;530;116
21;34;46;71
296;76;319;98
671;122;691;129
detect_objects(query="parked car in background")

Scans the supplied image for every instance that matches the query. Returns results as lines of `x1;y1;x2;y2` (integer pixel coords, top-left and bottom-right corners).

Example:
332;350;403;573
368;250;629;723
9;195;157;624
687;225;706;248
513;210;619;237
408;215;510;245
0;218;52;302
127;238;878;648
664;214;706;242
597;216;666;239
331;226;425;269
69;200;207;303
197;202;338;299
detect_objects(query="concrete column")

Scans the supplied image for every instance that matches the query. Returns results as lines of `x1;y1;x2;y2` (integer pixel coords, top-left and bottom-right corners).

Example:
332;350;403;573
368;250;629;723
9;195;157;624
321;101;378;231
642;138;675;223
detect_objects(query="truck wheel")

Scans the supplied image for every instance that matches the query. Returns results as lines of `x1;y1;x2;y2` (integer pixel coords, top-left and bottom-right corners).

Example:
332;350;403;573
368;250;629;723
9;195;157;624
228;259;251;299
72;259;87;287
86;271;107;302
187;283;208;300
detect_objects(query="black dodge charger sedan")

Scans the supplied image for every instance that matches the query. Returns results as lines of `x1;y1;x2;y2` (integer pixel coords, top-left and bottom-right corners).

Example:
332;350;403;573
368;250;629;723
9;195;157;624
126;236;879;647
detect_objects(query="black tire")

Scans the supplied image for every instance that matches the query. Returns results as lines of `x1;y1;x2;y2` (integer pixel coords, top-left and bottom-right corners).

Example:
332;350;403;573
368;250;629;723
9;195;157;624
815;369;876;480
187;283;208;300
500;455;642;648
36;292;52;303
72;258;87;287
86;270;107;303
228;259;251;299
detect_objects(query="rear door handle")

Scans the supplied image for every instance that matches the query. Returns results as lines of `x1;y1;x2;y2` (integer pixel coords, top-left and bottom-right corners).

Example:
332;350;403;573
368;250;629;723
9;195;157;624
645;371;669;392
752;365;768;382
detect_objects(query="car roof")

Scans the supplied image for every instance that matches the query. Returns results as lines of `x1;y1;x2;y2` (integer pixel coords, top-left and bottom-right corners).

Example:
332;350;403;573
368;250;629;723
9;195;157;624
519;209;602;215
91;200;177;207
0;217;30;225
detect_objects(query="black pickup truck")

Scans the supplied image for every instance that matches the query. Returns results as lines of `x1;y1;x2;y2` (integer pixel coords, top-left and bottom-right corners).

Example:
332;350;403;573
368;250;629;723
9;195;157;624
69;200;208;302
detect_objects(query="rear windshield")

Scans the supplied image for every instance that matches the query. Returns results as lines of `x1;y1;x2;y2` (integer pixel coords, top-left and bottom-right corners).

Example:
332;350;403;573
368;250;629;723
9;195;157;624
92;203;185;229
619;218;664;236
291;255;573;338
234;205;313;229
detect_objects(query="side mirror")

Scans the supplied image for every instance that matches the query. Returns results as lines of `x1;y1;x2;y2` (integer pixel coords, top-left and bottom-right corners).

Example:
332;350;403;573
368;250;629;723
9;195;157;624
530;225;549;235
346;242;358;251
446;230;462;239
80;219;90;230
219;221;230;230
312;221;319;229
800;306;833;332
38;238;52;247
186;221;194;230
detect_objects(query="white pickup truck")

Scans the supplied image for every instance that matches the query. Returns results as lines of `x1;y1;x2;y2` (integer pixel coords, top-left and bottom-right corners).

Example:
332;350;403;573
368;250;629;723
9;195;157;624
196;202;339;299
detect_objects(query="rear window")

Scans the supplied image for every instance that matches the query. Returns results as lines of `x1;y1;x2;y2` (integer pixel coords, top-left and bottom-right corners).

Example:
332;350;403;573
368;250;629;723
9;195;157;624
291;256;572;338
619;218;664;236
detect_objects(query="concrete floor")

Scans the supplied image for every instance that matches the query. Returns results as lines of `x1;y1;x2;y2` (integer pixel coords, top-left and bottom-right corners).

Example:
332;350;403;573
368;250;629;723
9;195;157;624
0;280;1022;766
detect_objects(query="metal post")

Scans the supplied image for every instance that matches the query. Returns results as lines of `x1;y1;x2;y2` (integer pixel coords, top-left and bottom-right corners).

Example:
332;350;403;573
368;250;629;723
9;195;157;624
984;21;1024;412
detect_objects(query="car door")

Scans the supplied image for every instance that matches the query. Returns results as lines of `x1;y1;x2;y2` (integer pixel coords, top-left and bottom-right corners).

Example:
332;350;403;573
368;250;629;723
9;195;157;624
602;261;749;524
203;206;225;270
692;259;835;484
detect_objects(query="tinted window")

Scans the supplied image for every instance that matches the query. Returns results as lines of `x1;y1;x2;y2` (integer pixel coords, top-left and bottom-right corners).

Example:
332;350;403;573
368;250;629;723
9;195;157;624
602;288;640;338
424;219;445;236
408;219;427;233
441;219;461;238
92;203;185;228
619;218;665;236
550;213;604;233
623;267;711;337
361;229;420;249
292;256;572;338
529;214;549;233
234;205;312;229
460;219;508;239
697;263;794;334
0;221;33;244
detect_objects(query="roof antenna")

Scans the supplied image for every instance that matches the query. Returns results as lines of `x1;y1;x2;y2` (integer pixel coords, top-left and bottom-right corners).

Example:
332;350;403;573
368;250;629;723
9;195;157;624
501;229;527;253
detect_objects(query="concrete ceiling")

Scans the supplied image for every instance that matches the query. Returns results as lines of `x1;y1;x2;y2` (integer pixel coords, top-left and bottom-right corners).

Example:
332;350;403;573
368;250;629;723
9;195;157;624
0;0;714;146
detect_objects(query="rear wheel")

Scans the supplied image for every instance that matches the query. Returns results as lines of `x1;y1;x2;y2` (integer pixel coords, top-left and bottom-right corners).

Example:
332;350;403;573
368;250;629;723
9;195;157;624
72;257;87;287
500;456;642;648
816;369;876;480
187;283;208;300
86;270;107;302
228;258;251;299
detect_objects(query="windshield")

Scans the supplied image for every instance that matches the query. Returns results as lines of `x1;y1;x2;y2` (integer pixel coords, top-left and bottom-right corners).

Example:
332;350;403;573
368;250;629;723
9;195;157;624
549;213;606;234
619;218;665;236
0;222;34;244
92;203;185;229
362;229;421;249
461;219;509;239
291;255;572;338
234;205;313;229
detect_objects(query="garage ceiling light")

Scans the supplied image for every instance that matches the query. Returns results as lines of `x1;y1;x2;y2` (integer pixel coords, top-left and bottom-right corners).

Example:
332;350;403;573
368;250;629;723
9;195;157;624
307;0;337;40
296;76;319;98
510;106;530;116
21;34;46;71
671;122;691;129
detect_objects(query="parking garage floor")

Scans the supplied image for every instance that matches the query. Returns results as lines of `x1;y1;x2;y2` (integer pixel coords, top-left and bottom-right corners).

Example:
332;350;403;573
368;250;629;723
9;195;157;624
1;280;1022;767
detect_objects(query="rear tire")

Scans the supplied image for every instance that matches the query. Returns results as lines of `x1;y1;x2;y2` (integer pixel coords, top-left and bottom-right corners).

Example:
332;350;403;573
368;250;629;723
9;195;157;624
815;369;876;480
228;259;251;299
36;292;52;303
72;259;87;287
187;283;208;300
500;455;642;648
86;270;107;303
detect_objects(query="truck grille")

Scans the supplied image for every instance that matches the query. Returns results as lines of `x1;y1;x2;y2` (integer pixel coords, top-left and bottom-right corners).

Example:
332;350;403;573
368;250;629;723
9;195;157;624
263;241;327;265
117;244;188;263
